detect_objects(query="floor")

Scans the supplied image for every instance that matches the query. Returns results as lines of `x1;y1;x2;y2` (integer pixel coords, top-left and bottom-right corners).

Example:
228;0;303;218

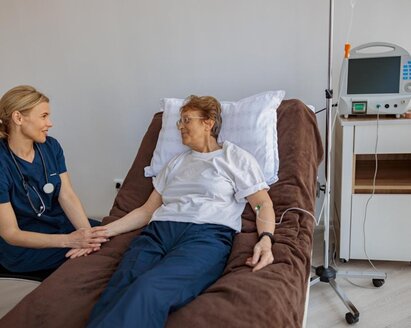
1;229;410;327
307;228;411;328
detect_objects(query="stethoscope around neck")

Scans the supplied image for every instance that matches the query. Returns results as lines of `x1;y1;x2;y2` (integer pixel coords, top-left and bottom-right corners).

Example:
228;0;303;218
8;143;55;217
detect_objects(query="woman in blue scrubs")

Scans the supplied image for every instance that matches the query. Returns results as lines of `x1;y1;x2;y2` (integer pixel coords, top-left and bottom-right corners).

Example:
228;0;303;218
0;85;108;273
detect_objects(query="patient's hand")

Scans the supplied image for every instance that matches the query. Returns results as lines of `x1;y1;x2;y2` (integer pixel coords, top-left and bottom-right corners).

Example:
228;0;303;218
245;238;274;272
65;247;101;259
64;226;109;249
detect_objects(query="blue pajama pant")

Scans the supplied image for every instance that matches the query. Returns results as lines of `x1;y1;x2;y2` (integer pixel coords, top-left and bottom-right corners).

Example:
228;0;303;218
87;221;235;328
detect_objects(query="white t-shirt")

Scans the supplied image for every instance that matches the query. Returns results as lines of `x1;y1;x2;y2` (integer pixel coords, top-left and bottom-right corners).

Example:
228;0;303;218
151;141;269;232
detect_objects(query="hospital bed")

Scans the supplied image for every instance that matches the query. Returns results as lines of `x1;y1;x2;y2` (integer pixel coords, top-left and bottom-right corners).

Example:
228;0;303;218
0;99;323;328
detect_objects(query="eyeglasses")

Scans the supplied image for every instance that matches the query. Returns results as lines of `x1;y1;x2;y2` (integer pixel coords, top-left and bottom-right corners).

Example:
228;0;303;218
176;116;206;128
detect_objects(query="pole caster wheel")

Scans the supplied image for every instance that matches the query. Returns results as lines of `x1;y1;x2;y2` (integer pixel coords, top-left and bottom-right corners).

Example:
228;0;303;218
372;279;385;287
345;312;359;324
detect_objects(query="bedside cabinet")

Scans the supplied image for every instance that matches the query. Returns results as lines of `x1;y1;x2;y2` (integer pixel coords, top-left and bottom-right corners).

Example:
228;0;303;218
333;116;411;262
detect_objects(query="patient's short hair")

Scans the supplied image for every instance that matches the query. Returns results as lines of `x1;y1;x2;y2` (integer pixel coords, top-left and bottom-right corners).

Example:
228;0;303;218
180;95;222;138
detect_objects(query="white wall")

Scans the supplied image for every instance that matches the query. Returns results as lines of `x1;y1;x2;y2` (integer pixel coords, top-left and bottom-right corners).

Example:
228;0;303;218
0;0;410;218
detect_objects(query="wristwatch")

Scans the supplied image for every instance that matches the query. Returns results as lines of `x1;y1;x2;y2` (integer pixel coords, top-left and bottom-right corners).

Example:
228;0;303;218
258;232;275;244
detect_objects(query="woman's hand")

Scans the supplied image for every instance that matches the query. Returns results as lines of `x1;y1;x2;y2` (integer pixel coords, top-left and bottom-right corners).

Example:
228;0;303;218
245;237;274;272
65;246;101;259
63;226;109;249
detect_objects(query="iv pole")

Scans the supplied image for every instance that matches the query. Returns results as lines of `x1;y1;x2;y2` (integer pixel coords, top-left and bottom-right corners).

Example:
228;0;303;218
310;0;386;325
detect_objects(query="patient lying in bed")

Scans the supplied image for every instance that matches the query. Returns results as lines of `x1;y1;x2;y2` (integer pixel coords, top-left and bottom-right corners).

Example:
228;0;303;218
87;95;276;328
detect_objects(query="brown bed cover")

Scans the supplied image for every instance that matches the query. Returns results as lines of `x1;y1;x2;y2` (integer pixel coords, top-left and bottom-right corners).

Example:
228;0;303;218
0;99;323;328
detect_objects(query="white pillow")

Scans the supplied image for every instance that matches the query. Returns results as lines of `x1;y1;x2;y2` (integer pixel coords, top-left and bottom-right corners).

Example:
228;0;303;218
144;90;285;184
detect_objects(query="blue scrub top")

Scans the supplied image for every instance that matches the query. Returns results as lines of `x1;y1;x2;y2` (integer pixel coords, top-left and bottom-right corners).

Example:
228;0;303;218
0;136;75;271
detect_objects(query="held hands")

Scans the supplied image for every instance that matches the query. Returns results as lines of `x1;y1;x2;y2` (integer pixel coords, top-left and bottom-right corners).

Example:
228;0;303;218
63;226;109;249
245;236;274;272
65;246;101;259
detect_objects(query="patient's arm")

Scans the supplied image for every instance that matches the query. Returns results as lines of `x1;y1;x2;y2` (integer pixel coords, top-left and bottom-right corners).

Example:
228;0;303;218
245;190;275;272
104;189;163;237
66;190;163;258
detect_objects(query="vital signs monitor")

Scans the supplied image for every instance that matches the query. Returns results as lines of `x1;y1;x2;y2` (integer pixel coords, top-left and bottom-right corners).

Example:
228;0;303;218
338;42;411;118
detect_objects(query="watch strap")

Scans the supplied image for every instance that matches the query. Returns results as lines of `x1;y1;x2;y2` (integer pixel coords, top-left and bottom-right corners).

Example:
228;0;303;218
258;232;275;244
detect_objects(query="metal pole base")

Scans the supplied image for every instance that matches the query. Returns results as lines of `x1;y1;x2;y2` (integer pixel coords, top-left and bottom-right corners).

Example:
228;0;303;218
313;0;388;325
310;265;386;324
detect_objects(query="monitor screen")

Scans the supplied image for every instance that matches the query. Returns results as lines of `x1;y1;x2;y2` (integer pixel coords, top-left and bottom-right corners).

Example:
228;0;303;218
347;56;401;94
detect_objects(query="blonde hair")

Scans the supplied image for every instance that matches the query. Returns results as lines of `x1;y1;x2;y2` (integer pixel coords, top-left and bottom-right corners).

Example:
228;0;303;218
0;85;49;139
180;95;222;138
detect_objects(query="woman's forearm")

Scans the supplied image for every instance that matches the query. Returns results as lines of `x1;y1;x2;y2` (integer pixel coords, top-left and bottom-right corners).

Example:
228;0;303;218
59;191;91;229
105;189;163;237
58;172;92;229
104;207;152;237
0;202;69;248
256;200;276;235
5;229;68;248
4;227;108;249
247;190;276;236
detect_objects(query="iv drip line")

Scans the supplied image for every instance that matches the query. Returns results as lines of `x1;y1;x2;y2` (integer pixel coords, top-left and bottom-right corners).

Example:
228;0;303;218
346;0;358;43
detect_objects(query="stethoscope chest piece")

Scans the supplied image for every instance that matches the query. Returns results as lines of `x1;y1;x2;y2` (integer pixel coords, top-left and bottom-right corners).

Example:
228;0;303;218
43;182;54;194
